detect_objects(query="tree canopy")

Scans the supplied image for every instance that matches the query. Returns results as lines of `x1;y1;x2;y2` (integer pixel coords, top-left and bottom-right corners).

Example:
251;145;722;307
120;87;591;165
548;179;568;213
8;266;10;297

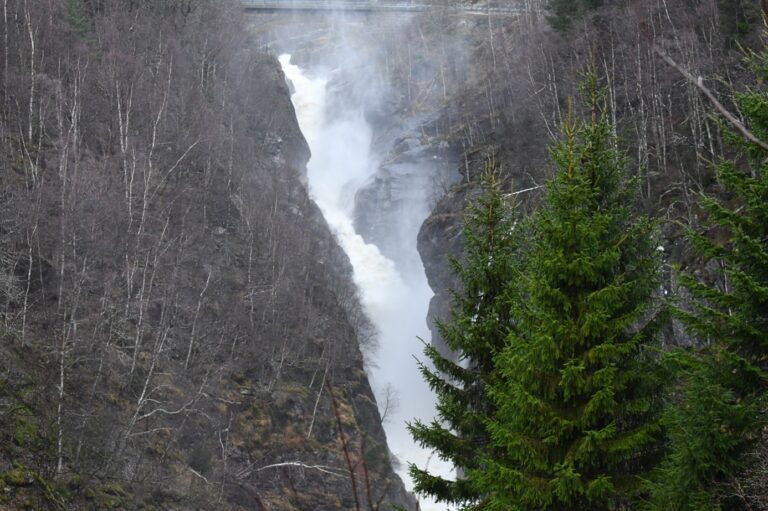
648;43;768;511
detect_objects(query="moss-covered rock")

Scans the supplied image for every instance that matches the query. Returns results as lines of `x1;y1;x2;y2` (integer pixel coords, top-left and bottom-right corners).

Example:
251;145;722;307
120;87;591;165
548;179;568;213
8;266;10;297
2;466;34;487
12;407;36;447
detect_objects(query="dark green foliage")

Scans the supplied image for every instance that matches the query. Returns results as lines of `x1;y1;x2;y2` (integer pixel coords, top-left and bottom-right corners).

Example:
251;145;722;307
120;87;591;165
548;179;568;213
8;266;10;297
546;0;579;32
475;83;664;510
545;0;605;32
188;446;212;475
648;44;768;511
65;0;89;37
716;0;762;40
407;171;519;508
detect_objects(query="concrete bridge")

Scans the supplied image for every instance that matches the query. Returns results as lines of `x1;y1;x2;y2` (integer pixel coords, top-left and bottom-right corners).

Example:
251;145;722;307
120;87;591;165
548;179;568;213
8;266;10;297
241;0;526;15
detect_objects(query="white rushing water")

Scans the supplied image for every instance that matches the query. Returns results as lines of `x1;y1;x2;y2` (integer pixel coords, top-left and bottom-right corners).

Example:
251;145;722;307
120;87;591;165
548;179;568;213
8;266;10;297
279;54;453;510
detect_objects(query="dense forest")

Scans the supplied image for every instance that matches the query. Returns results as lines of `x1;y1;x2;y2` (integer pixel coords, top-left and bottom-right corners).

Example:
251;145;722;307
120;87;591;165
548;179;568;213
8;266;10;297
0;0;766;510
410;1;768;510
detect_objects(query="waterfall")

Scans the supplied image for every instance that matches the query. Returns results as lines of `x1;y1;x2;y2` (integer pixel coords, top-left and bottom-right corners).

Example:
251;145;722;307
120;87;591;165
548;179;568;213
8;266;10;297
279;54;453;510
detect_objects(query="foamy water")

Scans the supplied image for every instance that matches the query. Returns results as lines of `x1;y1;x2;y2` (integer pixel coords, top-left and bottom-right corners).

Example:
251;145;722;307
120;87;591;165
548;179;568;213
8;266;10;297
278;55;405;320
280;54;453;511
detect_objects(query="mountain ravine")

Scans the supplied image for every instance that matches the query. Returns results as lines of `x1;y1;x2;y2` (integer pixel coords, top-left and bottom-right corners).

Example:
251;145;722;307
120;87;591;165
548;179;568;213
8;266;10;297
0;1;416;509
3;0;764;510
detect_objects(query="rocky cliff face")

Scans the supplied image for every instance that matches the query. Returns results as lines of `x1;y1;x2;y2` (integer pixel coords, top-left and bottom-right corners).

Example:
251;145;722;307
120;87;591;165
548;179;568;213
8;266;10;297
354;112;455;279
0;2;414;509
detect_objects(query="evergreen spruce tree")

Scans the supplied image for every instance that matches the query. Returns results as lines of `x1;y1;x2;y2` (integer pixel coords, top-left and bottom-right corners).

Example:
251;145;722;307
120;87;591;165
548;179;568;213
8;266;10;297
65;0;89;38
474;81;664;510
407;171;519;508
649;44;768;511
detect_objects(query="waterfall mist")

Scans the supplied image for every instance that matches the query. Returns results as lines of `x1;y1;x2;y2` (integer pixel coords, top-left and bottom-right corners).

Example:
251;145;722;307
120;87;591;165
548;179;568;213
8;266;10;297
280;53;453;510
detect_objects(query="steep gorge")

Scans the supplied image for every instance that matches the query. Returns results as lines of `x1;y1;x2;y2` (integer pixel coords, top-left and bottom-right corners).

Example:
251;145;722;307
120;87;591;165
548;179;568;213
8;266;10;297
0;2;415;509
1;1;763;510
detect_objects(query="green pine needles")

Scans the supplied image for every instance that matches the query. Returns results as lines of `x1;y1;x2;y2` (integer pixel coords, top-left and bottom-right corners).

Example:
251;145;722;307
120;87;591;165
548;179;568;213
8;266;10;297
65;0;89;37
409;78;666;510
648;44;768;511
407;170;520;508
473;85;665;510
409;33;768;511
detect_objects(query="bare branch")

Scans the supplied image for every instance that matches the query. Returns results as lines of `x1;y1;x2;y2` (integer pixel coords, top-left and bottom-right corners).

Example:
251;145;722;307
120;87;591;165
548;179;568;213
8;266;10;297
188;467;211;484
503;184;545;197
653;45;768;152
306;356;330;440
237;461;346;479
135;397;197;421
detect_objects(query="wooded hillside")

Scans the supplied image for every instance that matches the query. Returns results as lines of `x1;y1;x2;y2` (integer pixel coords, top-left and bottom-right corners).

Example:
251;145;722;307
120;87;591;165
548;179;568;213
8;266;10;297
0;1;413;509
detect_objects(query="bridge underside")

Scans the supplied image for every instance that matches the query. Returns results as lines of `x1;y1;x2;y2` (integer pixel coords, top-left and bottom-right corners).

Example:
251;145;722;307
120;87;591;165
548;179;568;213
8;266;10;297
243;1;424;12
241;1;523;15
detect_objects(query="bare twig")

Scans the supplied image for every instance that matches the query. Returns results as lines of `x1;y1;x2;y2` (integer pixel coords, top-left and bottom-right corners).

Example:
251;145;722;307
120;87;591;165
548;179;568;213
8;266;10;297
503;184;545;197
188;467;211;484
237;461;345;479
306;356;329;440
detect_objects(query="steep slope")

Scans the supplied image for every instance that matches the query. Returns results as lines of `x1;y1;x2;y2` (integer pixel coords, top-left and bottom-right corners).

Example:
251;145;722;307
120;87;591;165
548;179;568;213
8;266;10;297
412;1;763;350
0;1;413;509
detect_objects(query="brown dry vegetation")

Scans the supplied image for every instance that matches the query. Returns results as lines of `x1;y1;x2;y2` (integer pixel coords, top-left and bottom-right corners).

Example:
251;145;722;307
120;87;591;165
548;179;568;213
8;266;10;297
0;1;412;509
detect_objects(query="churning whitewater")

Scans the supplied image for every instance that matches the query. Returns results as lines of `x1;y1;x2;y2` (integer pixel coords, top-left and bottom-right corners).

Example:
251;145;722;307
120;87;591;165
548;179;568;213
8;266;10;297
279;54;453;510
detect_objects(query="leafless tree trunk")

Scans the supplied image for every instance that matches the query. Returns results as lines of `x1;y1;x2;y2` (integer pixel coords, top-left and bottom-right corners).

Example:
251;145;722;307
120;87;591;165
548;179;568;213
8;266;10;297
487;3;497;71
116;80;135;222
57;256;88;477
130;219;167;375
185;267;211;370
3;0;7;112
24;0;35;151
20;226;34;347
306;352;330;440
655;44;768;152
328;381;361;511
137;54;172;245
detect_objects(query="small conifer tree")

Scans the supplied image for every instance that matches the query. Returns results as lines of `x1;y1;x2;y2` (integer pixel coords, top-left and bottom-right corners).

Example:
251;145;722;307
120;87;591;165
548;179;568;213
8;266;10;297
407;171;519;508
65;0;88;38
475;79;665;510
